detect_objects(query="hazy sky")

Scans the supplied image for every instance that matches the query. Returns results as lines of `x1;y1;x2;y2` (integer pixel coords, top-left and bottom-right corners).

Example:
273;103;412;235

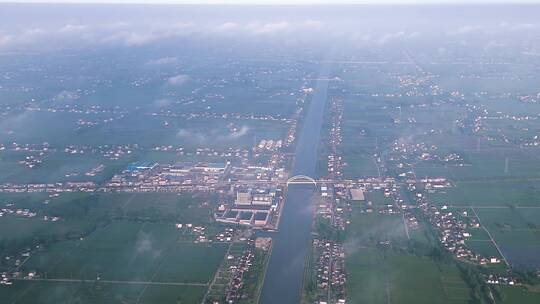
2;0;540;4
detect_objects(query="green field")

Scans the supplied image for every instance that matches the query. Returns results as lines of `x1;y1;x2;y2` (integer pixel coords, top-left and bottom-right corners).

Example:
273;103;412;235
344;198;540;303
474;208;540;270
0;144;237;185
346;213;407;244
0;192;227;303
497;286;540;304
0;192;218;255
426;180;540;207
347;247;473;304
415;149;540;181
466;240;502;260
21;221;226;282
364;190;395;208
338;96;398;179
423;177;540;270
0;192;216;225
342;153;380;179
343;199;473;303
1;220;227;303
0;280;207;304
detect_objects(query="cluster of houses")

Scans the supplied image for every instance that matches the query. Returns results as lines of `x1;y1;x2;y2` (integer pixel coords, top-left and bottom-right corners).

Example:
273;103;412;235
175;223;209;243
18;154;44;169
6;137;51;169
414;194;501;266
328;185;350;230
0;273;12;285
316;184;335;219
85;164;105;177
60;144;137;161
226;249;255;303
175;223;236;244
332;184;361;230
215;228;235;242
60;143;252;163
102;159;288;194
325;98;344;179
0;206;37;219
421;178;452;191
315;183;352;232
0;182;96;193
351;182;420;235
0;201;62;222
99;144;136;161
388;140;468;180
281;87;314;148
313;239;346;304
0;244;40;286
104;161;228;192
254;139;283;152
403;208;419;230
227;166;286;183
486;274;517;286
151;110;292;124
285;118;298;146
11;142;50;153
318;180;404;233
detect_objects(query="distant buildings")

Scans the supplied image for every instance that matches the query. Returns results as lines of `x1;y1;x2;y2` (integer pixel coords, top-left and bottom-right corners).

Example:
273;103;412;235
193;162;228;173
349;188;365;201
126;162;158;172
216;187;282;229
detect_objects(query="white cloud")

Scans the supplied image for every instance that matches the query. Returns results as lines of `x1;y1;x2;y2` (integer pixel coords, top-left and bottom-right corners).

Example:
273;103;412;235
176;129;192;138
250;21;290;34
124;32;160;46
170;21;194;30
302;19;323;29
176;128;206;142
208;20;324;35
0;34;14;47
53;90;80;102
153;98;173;107
499;22;539;31
215;22;240;32
176;125;250;143
58;24;88;33
376;31;418;45
3;15;536;53
223;125;249;139
167;74;190;86
447;25;483;36
447;23;540;36
146;57;178;65
0;17;331;51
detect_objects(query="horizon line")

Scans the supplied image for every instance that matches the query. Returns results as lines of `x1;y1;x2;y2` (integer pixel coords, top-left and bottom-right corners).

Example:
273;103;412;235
2;1;540;6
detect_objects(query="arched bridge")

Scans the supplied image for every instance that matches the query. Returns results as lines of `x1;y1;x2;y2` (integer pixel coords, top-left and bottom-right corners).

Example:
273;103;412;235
286;175;317;186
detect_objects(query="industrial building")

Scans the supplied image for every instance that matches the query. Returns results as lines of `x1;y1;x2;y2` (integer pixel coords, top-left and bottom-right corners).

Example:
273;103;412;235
349;188;365;201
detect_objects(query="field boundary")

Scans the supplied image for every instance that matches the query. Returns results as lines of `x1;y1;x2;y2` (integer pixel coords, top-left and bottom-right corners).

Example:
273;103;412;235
11;278;208;286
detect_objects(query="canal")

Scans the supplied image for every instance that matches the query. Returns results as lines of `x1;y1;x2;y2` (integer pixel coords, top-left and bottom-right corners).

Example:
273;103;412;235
260;64;330;304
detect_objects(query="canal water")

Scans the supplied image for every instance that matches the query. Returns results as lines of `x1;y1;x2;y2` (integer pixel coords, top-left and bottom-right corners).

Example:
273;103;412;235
260;65;330;304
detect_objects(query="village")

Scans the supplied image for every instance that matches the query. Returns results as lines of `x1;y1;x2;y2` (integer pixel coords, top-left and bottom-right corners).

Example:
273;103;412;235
312;239;346;304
